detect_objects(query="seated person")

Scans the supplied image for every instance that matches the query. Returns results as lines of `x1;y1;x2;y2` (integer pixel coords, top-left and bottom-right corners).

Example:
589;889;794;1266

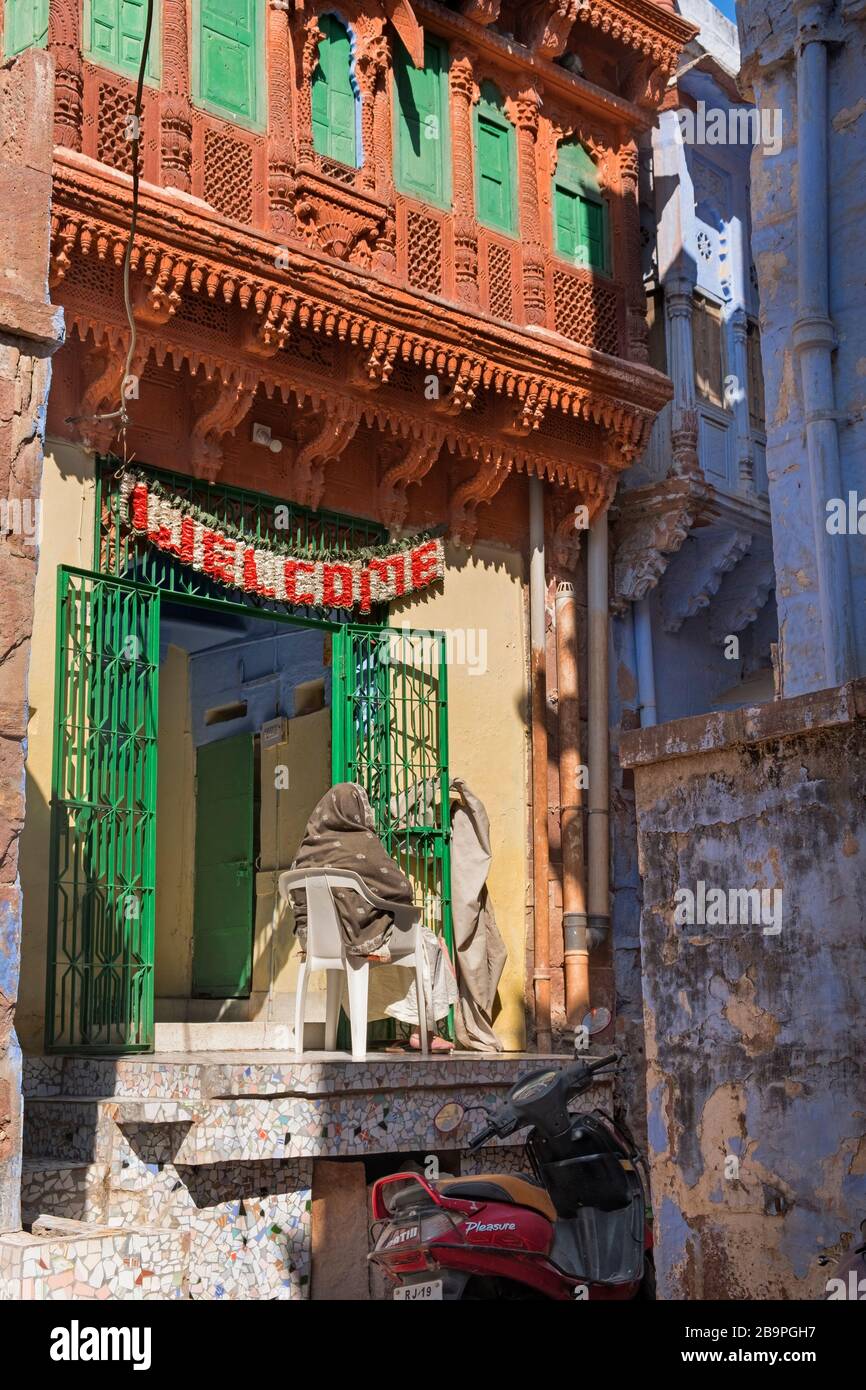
290;782;455;1052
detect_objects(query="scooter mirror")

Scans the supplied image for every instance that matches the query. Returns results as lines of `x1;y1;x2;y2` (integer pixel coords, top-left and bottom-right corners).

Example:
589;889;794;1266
434;1101;465;1135
583;1006;612;1037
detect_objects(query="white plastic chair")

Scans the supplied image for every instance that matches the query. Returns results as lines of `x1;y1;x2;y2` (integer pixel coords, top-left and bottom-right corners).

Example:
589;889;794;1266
278;867;428;1059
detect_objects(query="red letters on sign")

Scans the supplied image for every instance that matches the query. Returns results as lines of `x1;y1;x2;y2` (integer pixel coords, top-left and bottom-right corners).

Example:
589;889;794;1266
322;563;354;609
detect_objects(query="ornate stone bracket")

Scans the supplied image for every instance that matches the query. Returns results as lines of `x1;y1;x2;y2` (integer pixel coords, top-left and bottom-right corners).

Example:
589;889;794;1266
460;0;502;22
612;476;705;612
293;396;362;509
549;474;614;571
449;449;512;547
133;253;189;327
190;373;255;481
379;423;445;529
659;524;753;633
74;332;133;453
518;1;582;59
707;540;775;644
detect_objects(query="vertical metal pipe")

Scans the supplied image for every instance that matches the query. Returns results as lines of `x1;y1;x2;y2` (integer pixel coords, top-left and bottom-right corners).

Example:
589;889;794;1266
793;1;854;688
529;476;551;1052
587;509;610;949
634;597;658;728
556;579;589;1031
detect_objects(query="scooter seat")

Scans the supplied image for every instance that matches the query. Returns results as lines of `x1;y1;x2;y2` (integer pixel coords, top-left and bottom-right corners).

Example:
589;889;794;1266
437;1174;557;1223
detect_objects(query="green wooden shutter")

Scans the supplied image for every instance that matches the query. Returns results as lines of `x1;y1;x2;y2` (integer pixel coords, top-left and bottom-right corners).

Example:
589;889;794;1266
553;140;609;273
3;0;48;57
88;0;158;80
475;87;516;235
46;567;160;1053
192;733;254;998
554;185;579;261
312;13;358;166
197;0;258;124
579;196;606;271
394;34;449;207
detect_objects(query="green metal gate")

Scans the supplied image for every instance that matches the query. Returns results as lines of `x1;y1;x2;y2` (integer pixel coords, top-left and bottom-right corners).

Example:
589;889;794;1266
332;626;453;960
45;567;160;1052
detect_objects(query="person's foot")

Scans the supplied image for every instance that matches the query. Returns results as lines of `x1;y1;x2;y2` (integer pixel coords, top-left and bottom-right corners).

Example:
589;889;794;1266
408;1031;453;1054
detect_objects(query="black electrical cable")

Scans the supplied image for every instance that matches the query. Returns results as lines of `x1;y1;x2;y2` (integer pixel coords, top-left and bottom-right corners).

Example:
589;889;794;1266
66;0;154;460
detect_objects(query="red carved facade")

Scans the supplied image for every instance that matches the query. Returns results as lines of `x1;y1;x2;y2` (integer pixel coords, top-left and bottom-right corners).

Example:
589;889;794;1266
24;0;694;539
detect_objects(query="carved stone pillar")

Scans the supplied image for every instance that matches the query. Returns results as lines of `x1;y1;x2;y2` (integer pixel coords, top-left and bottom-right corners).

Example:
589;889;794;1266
356;25;387;193
295;15;325;167
665;270;700;476
729;307;754;490
619;139;649;363
509;88;546;327
267;0;295;232
449;49;480;308
48;0;83;151
161;0;193;193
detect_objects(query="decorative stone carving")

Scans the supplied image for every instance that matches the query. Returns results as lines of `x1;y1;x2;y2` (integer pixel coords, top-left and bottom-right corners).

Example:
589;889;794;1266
508;89;547;327
268;0;296;232
449;50;481;307
292;170;389;266
518;1;582;60
190;373;255;481
379;424;445;529
707;540;775;643
659;524;753;633
460;0;502;23
293;396;362;509
161;0;193;193
612;477;705;610
450;449;512;546
48;0;84;151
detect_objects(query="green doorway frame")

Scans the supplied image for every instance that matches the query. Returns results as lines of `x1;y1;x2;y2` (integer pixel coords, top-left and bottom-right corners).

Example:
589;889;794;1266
44;460;452;1053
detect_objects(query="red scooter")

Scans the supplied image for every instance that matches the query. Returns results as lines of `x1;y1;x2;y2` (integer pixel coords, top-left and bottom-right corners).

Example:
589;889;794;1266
369;1052;655;1300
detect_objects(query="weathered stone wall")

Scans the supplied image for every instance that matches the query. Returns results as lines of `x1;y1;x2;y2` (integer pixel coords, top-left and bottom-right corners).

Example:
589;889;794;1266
739;0;866;692
621;682;866;1298
0;47;63;1233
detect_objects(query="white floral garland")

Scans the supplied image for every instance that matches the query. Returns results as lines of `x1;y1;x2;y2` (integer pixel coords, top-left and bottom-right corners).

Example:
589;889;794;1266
126;474;444;613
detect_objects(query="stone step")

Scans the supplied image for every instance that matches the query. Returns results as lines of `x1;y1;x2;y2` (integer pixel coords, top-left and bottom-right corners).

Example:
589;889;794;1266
0;1224;187;1300
23;1096;201;1163
152;1020;301;1052
21;1157;109;1225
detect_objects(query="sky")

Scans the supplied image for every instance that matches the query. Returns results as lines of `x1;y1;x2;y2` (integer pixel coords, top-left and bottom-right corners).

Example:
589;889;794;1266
710;0;738;19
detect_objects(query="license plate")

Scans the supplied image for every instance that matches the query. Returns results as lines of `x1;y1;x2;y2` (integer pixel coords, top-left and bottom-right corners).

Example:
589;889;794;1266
393;1279;443;1301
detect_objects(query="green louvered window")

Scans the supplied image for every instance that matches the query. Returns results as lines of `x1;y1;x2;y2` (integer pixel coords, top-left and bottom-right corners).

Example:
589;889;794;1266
474;82;517;236
85;0;160;82
393;33;450;209
3;0;48;58
193;0;264;128
312;13;359;166
553;139;609;274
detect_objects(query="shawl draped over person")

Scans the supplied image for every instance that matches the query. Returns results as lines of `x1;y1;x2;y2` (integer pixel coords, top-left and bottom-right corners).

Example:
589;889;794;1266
289;783;414;959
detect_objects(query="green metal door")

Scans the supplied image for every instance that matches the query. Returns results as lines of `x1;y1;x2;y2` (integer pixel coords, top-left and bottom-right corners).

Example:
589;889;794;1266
192;732;254;997
46;567;160;1053
331;626;453;960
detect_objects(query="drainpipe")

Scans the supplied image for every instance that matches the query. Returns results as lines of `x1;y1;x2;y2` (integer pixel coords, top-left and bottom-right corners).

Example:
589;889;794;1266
529;476;551;1052
555;579;589;1032
793;0;854;688
634;597;658;728
587;508;610;951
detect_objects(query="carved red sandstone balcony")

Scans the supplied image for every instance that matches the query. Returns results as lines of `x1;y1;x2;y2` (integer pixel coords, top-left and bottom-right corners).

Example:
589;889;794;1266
40;0;694;509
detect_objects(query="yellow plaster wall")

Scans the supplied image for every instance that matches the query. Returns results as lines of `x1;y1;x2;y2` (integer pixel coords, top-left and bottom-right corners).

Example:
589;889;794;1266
252;707;331;1019
394;541;529;1051
18;442;96;1050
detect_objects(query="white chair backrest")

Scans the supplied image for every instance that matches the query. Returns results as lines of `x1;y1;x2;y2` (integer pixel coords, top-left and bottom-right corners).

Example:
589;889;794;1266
279;869;374;961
